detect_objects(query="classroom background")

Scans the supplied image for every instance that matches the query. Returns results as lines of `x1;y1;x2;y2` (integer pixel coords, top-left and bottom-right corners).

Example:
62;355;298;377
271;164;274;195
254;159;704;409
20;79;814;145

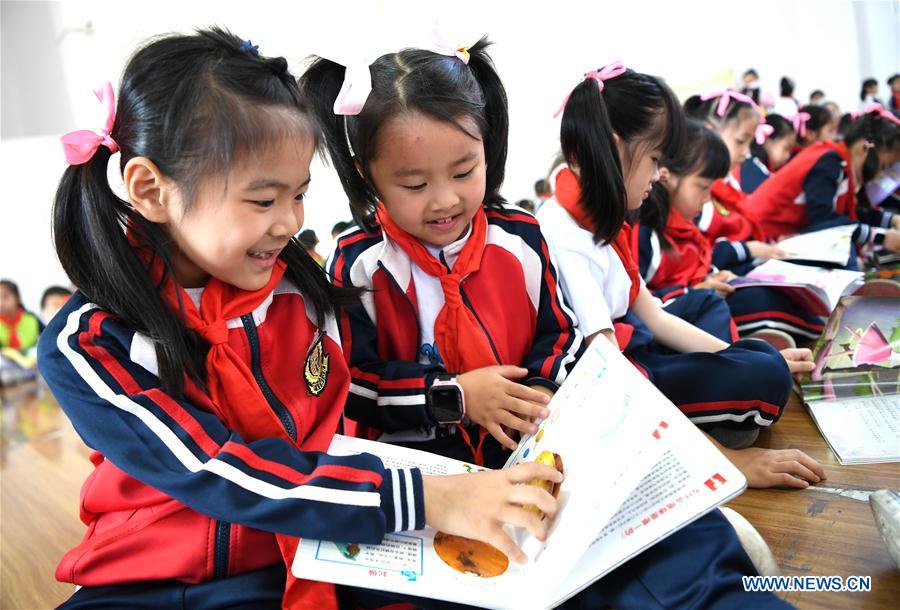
1;0;897;312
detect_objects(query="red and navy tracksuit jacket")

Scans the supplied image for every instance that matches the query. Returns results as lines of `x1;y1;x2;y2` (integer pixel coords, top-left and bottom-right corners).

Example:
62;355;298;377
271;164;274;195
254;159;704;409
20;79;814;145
740;154;772;195
746;140;895;244
633;216;825;339
328;208;583;465
37;280;422;588
697;175;767;245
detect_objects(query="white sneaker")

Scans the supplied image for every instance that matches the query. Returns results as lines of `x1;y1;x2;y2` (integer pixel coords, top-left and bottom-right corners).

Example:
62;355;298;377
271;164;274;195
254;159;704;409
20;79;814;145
719;507;780;576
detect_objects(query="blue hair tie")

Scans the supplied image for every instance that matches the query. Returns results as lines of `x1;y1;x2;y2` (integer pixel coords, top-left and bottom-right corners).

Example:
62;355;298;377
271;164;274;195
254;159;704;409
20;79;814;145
240;40;259;55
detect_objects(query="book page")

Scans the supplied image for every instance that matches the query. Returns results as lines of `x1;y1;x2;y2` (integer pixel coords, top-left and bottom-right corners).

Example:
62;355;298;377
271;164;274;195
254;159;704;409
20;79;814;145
777;225;856;265
807;395;900;464
546;382;747;606
292;340;746;609
744;259;862;310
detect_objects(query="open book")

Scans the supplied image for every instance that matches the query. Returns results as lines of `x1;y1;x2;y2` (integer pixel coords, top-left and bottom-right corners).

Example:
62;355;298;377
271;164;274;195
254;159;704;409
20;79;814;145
728;259;862;317
292;338;747;609
802;295;900;464
776;224;856;267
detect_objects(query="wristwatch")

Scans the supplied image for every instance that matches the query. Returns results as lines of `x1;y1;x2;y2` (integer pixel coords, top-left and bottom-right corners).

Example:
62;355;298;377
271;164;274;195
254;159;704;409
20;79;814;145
427;373;466;425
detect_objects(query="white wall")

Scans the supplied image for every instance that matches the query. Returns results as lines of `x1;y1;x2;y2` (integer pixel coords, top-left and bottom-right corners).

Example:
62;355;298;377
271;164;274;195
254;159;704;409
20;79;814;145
2;0;898;310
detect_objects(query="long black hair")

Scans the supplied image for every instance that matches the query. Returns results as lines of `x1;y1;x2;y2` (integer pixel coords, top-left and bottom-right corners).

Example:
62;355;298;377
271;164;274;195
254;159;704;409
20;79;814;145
749;113;793;166
639;120;729;249
53;27;355;394
843;108;900;185
798;104;833;145
300;39;508;230
560;67;685;244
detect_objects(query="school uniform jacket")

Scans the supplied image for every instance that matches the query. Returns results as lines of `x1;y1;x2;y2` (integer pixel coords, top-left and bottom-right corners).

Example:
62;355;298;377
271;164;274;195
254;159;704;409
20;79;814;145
38;279;422;587
328;208;583;447
633;215;825;339
698;175;767;244
746;140;894;242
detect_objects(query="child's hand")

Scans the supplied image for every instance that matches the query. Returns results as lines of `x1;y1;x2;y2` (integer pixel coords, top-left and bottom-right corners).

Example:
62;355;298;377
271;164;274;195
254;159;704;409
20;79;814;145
746;241;787;260
779;347;815;378
422;462;563;563
695;270;737;297
457;366;551;450
723;447;826;489
884;229;900;253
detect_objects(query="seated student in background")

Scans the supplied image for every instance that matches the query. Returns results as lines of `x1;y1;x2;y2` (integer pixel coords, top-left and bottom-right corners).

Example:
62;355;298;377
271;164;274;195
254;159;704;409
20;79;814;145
773;76;800;117
39;285;72;326
860;77;882;111
634;121;826;345
0;279;41;352
889;74;900;117
305;39;583;470
533;178;552;212
330;220;352;239
809;89;825;105
312;45;796;610
683;91;783;263
746;106;900;254
537;64;822;489
741;113;796;194
794;104;837;150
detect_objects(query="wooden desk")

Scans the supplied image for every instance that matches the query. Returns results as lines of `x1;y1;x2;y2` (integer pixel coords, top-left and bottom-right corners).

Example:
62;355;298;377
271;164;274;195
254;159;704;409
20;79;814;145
727;392;900;609
1;380;898;609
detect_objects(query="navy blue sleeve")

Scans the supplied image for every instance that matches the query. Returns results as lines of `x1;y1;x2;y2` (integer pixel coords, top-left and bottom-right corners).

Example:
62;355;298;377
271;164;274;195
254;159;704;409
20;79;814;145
38;295;425;543
803;152;856;232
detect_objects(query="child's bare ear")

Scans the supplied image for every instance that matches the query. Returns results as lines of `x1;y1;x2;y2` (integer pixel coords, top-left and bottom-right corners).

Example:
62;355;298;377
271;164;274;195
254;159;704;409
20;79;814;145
123;157;175;223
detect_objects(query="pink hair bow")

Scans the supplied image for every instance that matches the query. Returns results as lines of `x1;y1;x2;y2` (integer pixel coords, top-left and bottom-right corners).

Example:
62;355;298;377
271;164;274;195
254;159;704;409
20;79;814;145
701;89;772;144
755;123;774;145
700;89;758;117
60;82;119;165
863;102;900;125
554;61;627;118
429;22;480;64
330;57;374;116
790;111;812;138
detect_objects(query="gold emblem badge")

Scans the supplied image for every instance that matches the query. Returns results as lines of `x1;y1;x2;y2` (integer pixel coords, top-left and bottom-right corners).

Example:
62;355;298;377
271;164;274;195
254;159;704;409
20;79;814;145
712;199;731;217
304;332;329;396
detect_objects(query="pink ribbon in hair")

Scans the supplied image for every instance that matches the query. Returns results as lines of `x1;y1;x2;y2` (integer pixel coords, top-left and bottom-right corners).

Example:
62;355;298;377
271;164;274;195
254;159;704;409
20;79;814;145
863;102;900;125
790;111;812;138
553;60;627;118
60;82;119;165
700;89;758;118
429;22;480;64
701;88;773;144
755;123;774;145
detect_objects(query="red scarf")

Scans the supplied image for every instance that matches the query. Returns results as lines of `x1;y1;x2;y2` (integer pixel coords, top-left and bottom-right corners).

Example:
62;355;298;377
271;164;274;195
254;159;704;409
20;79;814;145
554;167;641;304
664;210;713;287
710;179;767;241
136;246;335;609
376;205;497;465
0;308;24;349
830;141;858;220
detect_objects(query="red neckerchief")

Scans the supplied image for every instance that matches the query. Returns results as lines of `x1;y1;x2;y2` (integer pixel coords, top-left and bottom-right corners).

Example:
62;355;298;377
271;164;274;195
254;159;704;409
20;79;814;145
665;210;713;286
375;205;496;465
0;308;24;349
134;245;340;609
710;179;767;241
827;140;858;220
554;167;641;305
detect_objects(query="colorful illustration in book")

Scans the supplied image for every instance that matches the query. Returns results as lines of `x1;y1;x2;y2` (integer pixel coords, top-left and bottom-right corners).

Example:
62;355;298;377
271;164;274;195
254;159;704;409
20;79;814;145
805;296;900;400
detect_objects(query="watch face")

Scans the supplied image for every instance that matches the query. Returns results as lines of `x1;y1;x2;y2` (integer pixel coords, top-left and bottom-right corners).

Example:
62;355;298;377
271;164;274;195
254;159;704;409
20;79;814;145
430;386;463;423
